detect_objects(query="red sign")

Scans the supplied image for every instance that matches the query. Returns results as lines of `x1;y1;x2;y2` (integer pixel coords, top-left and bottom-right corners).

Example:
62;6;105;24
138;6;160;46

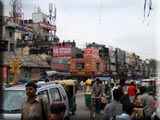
83;48;99;59
53;46;72;58
38;22;56;31
0;66;7;81
51;63;69;71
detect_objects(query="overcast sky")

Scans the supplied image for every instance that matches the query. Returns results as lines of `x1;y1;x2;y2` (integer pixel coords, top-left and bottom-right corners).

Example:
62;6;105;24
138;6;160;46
2;0;160;60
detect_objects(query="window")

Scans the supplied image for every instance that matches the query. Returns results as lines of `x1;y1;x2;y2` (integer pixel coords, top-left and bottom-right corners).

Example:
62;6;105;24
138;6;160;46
59;87;67;100
37;90;50;105
2;90;26;111
96;63;100;70
49;88;62;103
76;62;84;70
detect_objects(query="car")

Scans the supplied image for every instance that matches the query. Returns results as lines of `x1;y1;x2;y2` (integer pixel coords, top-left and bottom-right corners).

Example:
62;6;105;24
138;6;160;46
0;81;70;120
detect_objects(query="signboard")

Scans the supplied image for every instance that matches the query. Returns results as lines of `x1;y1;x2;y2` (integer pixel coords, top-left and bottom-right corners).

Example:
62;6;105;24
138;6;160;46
109;49;116;63
83;48;99;59
51;64;69;71
53;46;72;58
0;66;7;81
116;48;125;62
38;22;56;31
110;64;116;71
51;58;69;71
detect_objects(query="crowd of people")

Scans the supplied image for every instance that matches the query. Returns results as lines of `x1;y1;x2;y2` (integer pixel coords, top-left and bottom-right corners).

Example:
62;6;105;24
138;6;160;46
19;78;157;120
91;78;157;120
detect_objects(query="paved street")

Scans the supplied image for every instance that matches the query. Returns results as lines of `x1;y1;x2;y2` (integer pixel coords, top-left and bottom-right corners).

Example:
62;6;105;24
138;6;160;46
70;90;103;120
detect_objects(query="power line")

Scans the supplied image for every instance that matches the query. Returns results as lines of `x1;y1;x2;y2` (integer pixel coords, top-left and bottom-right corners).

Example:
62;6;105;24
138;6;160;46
98;0;103;26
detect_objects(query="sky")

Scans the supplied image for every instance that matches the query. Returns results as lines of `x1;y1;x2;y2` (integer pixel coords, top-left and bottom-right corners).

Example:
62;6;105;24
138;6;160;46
2;0;160;60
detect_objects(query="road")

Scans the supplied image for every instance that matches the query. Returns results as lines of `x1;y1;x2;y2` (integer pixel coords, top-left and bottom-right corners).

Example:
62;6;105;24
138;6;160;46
70;90;103;120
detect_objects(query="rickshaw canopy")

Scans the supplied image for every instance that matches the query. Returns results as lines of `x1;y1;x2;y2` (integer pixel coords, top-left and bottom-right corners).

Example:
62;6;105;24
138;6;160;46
54;79;77;85
53;79;77;115
85;79;93;85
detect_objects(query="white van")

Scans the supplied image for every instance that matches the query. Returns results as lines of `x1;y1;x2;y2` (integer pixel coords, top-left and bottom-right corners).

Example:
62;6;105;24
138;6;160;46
0;82;70;120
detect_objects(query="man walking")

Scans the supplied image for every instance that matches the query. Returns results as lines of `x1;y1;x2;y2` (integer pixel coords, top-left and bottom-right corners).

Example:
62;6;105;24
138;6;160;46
139;86;155;120
21;82;49;120
103;89;123;120
128;81;136;103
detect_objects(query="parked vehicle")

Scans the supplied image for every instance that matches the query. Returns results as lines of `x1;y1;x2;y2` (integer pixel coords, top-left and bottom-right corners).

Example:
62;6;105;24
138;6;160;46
54;79;77;115
0;82;70;120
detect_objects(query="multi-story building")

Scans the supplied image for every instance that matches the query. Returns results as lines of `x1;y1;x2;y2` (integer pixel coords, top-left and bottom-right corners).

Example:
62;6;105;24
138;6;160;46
31;8;57;55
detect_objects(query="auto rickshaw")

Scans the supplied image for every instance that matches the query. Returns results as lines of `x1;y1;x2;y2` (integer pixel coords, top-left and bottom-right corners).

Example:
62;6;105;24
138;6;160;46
54;79;77;115
141;79;156;96
84;79;93;107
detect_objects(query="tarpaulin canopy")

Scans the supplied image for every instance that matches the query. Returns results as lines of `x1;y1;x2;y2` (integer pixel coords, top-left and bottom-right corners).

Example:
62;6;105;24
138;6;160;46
93;77;111;84
19;78;32;84
46;70;70;76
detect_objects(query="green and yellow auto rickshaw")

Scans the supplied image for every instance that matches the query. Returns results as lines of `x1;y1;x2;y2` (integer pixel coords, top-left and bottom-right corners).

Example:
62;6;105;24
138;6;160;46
54;79;78;115
84;79;93;107
141;79;156;96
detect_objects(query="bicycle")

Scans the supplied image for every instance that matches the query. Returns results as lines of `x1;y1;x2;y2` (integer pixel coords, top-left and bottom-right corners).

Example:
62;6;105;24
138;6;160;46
90;96;100;120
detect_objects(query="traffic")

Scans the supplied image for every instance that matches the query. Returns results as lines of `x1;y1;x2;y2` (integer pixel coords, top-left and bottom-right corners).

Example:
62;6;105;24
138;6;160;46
0;77;159;120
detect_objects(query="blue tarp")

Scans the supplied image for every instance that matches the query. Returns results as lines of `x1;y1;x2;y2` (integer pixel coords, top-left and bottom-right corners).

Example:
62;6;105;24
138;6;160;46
93;77;111;84
19;78;32;84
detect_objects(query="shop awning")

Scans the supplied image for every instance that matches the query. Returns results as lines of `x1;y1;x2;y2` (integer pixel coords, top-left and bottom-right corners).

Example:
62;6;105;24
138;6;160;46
46;70;70;76
46;70;58;76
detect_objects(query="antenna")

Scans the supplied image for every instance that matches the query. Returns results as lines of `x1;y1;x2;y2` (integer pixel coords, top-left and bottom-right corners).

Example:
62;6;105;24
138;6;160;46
49;3;53;21
98;0;103;26
48;3;57;41
48;3;56;23
10;0;23;23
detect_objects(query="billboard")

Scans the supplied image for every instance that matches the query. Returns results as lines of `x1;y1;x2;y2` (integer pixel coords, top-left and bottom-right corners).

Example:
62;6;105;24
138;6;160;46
83;48;99;59
0;66;7;81
109;49;116;63
53;46;72;58
38;22;56;31
51;58;69;71
116;48;125;62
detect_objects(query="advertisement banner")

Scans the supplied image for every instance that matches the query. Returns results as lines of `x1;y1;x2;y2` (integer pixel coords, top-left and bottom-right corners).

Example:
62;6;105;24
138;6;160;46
0;66;7;81
109;49;116;63
83;48;99;59
51;58;69;71
116;48;125;62
53;46;72;58
38;22;56;31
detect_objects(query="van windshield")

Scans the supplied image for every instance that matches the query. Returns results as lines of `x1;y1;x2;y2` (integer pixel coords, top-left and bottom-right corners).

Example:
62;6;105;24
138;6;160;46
0;90;26;113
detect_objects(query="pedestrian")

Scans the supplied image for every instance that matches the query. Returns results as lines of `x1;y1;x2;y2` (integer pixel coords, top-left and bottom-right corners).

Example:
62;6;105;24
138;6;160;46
110;83;117;102
138;86;155;120
127;81;137;103
103;88;123;120
92;78;104;113
49;102;66;120
21;82;49;120
117;79;130;104
110;102;134;120
80;80;85;91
